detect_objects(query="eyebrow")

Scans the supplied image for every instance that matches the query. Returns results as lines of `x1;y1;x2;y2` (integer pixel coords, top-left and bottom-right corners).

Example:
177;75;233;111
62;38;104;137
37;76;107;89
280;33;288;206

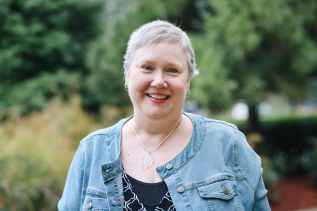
139;60;184;69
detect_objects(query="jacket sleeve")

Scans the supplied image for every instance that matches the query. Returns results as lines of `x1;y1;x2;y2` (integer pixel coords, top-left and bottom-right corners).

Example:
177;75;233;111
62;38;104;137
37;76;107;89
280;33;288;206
232;130;271;211
58;142;86;211
253;175;271;211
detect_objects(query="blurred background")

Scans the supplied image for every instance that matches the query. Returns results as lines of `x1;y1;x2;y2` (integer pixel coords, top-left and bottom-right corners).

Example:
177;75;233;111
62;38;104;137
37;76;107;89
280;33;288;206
0;0;317;210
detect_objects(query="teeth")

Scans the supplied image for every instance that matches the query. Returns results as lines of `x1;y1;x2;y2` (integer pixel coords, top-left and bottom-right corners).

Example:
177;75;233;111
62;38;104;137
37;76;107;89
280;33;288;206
147;94;169;100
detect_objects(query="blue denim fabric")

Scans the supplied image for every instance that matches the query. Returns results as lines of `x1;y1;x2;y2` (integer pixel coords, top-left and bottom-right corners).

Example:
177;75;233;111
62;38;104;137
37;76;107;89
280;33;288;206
58;113;271;211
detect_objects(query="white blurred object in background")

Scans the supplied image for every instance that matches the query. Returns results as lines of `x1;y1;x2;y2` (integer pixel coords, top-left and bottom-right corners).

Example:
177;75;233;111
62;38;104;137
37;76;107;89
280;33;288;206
231;102;248;120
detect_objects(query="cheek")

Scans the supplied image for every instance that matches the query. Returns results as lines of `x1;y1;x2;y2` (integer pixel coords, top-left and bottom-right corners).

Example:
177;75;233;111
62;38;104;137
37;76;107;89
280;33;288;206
173;81;189;95
127;76;151;96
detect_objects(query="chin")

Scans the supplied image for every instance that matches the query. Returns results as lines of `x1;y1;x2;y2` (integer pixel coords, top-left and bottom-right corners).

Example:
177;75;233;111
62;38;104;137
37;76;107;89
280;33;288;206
143;106;180;120
144;110;169;119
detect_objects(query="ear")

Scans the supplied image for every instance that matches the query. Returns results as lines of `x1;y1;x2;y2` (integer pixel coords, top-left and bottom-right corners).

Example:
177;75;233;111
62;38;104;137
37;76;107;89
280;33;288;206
187;81;191;90
124;73;129;89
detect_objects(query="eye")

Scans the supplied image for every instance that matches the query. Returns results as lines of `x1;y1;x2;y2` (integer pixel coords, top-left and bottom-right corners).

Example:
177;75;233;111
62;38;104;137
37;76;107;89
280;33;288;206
166;67;180;75
140;63;154;72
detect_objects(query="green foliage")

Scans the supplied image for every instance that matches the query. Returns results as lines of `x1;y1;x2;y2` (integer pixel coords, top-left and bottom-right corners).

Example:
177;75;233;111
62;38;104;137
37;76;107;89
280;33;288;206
192;0;317;112
240;114;317;176
303;137;317;187
0;0;104;114
261;156;280;190
190;34;236;112
0;70;80;119
0;97;101;210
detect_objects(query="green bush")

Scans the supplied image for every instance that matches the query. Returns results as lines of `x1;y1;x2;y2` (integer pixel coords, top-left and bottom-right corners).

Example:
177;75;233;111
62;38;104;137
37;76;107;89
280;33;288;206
0;97;101;210
304;137;317;187
0;0;104;116
0;70;81;119
262;115;317;175
261;156;281;202
239;114;317;176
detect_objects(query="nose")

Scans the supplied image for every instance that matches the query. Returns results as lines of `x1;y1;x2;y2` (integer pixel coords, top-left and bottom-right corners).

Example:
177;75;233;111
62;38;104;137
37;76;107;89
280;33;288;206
151;72;167;88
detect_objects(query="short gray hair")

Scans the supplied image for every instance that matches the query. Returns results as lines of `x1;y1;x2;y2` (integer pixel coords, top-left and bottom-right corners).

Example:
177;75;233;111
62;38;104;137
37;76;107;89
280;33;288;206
123;20;199;79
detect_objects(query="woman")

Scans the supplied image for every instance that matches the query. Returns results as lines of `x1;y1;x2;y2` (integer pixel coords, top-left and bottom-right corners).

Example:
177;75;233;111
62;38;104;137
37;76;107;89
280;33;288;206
58;20;271;211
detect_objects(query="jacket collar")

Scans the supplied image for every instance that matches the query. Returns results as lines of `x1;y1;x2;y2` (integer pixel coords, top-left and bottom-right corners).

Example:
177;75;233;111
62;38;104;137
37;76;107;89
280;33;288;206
101;116;129;184
101;113;205;183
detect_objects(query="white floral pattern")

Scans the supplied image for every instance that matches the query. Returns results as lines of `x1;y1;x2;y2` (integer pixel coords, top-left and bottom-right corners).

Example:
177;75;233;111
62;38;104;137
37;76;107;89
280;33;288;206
122;172;176;211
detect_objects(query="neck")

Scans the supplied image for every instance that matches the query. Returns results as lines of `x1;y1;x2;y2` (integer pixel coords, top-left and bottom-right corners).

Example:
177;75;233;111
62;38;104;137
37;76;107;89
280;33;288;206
132;111;183;136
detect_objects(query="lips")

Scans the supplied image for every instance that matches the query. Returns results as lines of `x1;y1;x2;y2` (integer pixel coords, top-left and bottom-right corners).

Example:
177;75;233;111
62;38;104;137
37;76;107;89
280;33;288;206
146;93;170;100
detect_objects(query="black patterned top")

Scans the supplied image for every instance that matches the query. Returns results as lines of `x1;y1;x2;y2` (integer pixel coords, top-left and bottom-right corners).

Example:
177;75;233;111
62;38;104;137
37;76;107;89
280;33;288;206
122;171;176;211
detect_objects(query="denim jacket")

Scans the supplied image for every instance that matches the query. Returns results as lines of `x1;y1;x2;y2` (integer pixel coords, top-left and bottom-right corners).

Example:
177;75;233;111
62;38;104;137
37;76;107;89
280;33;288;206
58;113;271;211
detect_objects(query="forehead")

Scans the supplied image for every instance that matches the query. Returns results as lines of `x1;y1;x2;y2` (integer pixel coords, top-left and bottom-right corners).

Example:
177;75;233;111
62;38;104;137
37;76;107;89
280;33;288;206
132;43;187;68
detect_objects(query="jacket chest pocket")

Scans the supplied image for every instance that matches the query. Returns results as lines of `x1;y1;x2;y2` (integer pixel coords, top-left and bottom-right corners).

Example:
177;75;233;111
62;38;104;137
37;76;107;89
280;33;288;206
83;187;110;211
197;180;245;211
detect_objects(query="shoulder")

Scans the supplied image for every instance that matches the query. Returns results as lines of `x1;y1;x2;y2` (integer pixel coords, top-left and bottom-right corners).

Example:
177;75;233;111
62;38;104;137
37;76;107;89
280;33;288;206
189;113;262;185
188;112;240;143
188;113;246;161
81;125;117;145
74;117;129;163
79;117;127;147
200;116;238;131
195;115;263;189
188;112;237;131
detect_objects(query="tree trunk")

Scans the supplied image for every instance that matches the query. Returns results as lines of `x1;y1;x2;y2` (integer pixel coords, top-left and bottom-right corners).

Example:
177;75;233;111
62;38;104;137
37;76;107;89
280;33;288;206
247;104;261;132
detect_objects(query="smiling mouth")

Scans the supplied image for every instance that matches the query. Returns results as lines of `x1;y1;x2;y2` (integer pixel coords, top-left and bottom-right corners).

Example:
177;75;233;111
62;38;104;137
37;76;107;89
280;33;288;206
146;93;170;100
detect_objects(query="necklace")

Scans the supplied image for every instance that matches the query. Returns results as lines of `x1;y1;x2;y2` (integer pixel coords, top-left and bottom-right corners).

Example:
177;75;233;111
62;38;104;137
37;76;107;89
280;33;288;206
132;118;182;170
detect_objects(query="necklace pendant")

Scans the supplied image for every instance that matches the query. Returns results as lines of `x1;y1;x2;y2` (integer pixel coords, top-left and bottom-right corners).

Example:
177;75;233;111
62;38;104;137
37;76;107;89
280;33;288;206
143;151;154;170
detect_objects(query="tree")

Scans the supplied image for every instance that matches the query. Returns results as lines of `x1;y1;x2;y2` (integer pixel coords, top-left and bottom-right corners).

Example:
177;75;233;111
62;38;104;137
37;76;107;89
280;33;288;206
192;0;317;130
0;0;104;117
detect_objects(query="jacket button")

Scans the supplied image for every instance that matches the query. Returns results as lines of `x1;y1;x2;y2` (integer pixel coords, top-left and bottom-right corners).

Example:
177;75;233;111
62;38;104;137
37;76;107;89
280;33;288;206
111;199;120;206
166;163;173;170
222;186;230;195
176;186;185;193
85;199;92;210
